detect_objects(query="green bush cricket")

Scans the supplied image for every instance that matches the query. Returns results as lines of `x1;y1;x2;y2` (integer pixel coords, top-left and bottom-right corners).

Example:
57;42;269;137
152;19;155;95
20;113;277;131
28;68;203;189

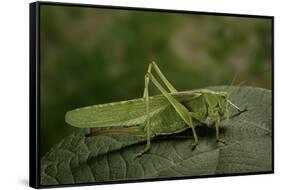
65;62;247;157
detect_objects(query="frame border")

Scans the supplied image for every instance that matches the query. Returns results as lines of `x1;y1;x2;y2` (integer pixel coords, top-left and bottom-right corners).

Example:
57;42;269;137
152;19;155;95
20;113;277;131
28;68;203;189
29;1;274;189
30;2;40;188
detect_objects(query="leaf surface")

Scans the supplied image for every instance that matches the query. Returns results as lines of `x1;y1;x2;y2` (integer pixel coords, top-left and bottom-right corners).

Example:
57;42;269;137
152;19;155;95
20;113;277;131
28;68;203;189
41;86;272;185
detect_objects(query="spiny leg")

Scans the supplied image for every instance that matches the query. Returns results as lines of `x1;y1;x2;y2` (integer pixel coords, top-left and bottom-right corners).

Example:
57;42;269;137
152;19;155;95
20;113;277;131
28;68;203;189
187;114;199;149
143;61;178;97
135;74;151;158
142;63;152;97
148;62;200;146
215;116;227;144
149;61;177;93
147;72;199;149
136;62;181;158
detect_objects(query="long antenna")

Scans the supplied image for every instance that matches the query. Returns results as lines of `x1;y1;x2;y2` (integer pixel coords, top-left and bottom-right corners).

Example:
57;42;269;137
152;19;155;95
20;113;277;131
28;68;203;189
230;72;238;87
226;72;238;96
229;80;246;96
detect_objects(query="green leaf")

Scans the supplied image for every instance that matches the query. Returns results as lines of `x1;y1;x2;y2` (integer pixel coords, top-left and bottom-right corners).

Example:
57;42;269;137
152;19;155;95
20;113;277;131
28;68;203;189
41;86;272;186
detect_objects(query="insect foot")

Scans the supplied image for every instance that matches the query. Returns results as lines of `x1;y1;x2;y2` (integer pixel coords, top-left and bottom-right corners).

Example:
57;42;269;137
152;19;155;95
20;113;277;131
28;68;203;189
239;106;248;113
216;138;228;145
191;141;198;150
134;147;150;159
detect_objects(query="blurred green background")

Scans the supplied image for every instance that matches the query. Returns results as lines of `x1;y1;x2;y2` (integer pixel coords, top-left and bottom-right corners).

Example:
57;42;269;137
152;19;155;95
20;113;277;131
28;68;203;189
40;4;272;158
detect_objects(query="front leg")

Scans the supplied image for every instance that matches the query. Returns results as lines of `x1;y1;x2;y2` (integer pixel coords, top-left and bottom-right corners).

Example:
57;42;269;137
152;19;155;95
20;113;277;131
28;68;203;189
215;116;227;144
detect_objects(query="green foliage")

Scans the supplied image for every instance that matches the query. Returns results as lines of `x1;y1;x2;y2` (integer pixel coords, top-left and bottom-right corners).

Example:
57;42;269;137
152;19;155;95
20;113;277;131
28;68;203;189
41;86;272;186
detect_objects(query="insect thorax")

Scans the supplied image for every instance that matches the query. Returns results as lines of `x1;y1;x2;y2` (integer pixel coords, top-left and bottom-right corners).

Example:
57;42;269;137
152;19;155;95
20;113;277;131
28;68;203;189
182;91;229;123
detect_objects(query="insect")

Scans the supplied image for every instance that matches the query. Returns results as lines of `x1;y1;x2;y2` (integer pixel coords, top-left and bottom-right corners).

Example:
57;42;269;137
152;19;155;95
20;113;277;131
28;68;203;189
65;62;247;157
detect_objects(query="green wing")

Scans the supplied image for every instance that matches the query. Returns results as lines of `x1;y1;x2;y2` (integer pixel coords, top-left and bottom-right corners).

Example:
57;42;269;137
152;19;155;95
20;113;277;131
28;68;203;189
65;91;200;128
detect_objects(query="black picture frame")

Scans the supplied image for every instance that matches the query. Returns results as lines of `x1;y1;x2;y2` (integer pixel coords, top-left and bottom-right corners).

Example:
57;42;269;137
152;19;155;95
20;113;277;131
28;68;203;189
30;1;274;188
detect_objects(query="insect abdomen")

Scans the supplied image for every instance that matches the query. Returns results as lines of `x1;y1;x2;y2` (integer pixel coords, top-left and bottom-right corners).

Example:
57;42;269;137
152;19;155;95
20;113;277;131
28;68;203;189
149;105;188;136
